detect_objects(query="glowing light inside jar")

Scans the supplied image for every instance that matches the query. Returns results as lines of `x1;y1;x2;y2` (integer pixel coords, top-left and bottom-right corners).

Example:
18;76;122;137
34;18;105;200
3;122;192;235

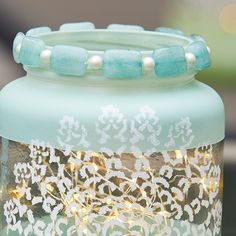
2;141;223;235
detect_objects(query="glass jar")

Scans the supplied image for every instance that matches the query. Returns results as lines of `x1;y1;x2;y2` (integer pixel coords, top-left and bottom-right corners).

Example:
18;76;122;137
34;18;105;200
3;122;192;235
0;23;224;236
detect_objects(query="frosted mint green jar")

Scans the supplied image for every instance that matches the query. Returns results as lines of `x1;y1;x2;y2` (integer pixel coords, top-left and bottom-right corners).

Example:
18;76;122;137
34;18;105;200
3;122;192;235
0;23;224;236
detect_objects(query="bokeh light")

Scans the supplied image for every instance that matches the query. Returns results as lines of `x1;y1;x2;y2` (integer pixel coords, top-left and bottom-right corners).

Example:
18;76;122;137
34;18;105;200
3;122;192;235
219;4;236;34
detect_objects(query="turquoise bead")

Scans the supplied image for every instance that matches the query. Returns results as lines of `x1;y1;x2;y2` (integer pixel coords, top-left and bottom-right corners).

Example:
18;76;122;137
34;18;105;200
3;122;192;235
59;22;95;31
190;34;206;43
153;46;187;77
187;41;211;70
155;27;184;36
103;50;142;79
19;36;45;67
26;27;51;36
51;45;88;76
107;24;144;31
12;32;25;63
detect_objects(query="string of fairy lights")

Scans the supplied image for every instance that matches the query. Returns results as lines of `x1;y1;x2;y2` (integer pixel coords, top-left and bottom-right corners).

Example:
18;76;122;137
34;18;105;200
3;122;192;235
7;142;221;235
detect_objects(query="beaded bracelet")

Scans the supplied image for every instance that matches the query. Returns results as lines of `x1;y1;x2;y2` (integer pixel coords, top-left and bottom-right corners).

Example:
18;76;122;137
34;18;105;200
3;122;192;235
13;22;211;79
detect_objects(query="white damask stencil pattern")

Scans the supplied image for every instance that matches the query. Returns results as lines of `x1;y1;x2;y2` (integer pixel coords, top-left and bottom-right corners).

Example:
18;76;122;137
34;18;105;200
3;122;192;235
3;141;222;235
95;105;128;155
95;105;163;155
165;117;194;149
2;105;223;236
58;105;190;154
57;116;90;153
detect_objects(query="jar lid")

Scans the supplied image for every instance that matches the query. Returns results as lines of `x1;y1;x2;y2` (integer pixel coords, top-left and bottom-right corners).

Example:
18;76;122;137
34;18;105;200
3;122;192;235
13;22;211;79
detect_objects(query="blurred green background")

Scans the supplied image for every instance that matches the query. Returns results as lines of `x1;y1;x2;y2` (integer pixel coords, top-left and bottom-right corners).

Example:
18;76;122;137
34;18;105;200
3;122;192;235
0;0;235;235
169;1;236;87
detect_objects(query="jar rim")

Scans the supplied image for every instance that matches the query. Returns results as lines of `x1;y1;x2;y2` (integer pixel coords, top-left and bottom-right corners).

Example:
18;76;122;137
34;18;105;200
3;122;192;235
39;30;191;51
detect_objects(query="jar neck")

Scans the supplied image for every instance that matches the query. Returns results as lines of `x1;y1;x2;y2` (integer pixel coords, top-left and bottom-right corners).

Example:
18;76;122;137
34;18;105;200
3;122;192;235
25;68;196;90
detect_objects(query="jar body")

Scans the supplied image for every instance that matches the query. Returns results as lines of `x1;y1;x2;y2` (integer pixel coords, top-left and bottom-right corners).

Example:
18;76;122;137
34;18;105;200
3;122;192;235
0;75;224;235
1;138;223;236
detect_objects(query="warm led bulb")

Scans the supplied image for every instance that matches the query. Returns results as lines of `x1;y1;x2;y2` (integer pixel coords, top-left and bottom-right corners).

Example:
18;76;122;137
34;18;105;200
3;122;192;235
107;198;112;205
125;201;132;209
175;150;183;159
132;178;137;183
70;163;76;171
92;152;100;157
76;151;82;159
71;206;78;214
159;210;171;218
9;188;23;199
205;153;210;159
141;190;147;197
93;164;99;171
73;193;80;201
46;184;54;192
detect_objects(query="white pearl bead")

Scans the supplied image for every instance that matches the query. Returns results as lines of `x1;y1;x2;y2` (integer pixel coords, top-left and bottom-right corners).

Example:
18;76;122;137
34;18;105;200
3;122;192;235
40;49;52;64
142;57;155;71
88;55;103;70
185;53;196;65
207;46;211;54
15;43;22;55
